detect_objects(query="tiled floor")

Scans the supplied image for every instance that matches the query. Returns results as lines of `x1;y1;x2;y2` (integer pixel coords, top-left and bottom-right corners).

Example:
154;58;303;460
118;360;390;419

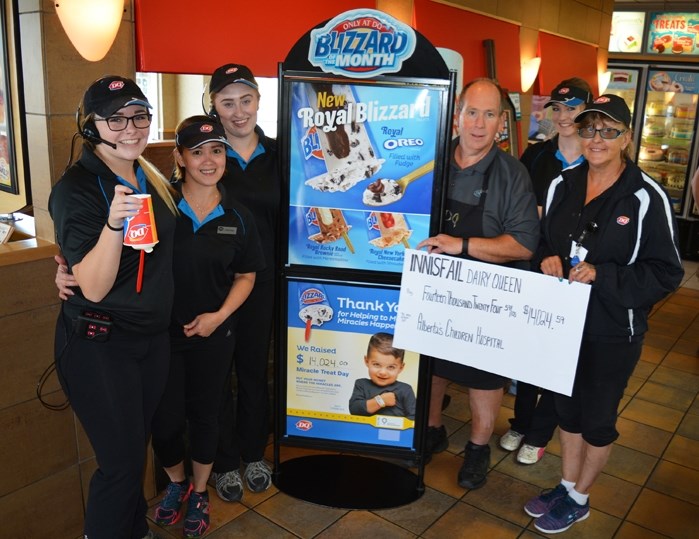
147;262;699;539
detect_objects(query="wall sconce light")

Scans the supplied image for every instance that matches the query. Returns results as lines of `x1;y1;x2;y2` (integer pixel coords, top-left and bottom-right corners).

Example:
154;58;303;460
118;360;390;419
520;57;541;93
598;70;612;94
55;0;124;62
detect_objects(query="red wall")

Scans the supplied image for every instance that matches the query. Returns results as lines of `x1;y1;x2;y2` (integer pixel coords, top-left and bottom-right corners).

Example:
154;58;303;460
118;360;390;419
134;0;374;76
135;1;596;97
537;33;599;95
413;0;521;91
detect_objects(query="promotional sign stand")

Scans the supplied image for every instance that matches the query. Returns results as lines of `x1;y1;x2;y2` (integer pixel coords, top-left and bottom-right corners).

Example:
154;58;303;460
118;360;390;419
274;9;454;509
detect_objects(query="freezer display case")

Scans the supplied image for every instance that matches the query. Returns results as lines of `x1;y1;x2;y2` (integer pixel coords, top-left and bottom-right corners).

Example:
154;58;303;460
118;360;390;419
638;69;697;214
609;63;699;218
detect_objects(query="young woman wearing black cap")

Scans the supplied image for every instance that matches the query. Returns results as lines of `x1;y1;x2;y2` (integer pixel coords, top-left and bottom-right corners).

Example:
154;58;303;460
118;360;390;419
150;116;264;537
524;95;683;534
49;76;178;539
500;78;593;467
205;63;281;503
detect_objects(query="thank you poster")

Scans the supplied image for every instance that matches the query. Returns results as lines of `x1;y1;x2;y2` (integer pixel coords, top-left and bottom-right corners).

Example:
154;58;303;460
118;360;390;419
287;280;419;448
394;250;591;395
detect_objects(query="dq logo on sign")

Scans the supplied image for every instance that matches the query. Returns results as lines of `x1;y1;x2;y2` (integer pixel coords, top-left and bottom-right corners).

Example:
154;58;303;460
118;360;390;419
295;419;313;431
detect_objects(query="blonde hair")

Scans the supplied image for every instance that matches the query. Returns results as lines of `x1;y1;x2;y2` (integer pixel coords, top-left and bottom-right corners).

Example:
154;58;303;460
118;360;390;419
137;156;179;215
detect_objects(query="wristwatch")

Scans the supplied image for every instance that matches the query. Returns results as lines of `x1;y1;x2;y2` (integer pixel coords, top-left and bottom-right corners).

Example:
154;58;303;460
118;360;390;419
461;237;469;256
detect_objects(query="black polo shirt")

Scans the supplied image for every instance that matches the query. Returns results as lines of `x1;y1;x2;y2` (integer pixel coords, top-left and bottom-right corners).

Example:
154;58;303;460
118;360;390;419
49;147;176;334
222;126;280;283
171;182;265;334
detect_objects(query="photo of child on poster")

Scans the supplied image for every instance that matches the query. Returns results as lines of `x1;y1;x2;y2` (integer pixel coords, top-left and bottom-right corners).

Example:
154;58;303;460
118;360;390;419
348;332;416;420
288;281;419;448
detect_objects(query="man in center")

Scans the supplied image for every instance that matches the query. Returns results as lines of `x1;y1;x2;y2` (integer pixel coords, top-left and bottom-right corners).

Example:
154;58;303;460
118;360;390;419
417;78;539;489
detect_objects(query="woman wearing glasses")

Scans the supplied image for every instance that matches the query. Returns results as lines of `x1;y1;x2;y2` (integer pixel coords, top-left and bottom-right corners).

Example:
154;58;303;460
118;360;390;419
49;76;178;539
500;78;593;467
523;95;683;534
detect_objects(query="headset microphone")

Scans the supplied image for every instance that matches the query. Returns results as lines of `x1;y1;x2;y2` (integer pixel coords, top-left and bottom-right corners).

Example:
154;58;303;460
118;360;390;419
82;131;118;150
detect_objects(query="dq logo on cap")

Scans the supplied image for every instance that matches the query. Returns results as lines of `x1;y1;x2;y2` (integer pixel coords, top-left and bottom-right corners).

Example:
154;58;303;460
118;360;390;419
595;96;611;104
617;216;630;225
108;81;125;91
200;124;213;133
225;67;239;75
559;87;570;94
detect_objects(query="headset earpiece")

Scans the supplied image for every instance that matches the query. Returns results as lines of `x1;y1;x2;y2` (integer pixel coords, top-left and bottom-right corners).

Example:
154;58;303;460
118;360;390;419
82;121;98;140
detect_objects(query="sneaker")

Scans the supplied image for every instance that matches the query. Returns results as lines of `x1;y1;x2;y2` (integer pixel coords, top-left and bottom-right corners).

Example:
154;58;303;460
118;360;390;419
210;470;243;502
183;490;210;538
154;481;192;526
534;494;590;533
499;429;525;451
243;460;272;493
517;443;546;464
457;442;490;489
426;425;449;455
524;484;568;517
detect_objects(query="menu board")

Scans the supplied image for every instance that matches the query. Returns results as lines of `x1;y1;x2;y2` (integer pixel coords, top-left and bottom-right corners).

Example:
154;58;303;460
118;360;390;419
646;12;699;56
286;280;419;448
609;11;646;53
287;79;442;273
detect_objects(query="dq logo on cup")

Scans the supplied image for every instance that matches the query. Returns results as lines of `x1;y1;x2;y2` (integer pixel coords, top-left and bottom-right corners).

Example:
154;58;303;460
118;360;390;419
123;194;159;253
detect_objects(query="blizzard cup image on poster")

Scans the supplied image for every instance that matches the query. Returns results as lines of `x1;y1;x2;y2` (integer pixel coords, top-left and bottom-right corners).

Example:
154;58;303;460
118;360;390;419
288;81;439;273
287;281;419;448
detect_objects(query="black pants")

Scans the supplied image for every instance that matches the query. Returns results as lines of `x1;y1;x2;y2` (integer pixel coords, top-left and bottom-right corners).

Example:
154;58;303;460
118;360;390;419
509;382;558;447
55;313;169;539
213;279;274;472
152;320;236;467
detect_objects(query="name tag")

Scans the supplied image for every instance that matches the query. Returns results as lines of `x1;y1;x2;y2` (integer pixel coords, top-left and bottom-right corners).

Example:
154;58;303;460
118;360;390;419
217;226;237;235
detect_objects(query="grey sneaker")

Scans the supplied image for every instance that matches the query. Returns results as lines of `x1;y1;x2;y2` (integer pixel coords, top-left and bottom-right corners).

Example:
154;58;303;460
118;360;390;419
243;460;272;493
211;470;243;502
499;429;525;451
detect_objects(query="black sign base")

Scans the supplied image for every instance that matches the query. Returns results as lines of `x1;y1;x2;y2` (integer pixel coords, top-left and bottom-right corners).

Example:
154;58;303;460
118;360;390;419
274;454;422;509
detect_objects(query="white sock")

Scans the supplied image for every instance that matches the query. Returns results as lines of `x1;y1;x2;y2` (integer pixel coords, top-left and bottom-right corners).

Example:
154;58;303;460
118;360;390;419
560;478;576;491
568;488;589;505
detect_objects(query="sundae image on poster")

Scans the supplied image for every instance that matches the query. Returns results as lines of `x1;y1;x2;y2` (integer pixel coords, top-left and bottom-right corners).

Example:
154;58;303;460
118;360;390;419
300;82;384;193
286;281;419;448
367;211;412;249
297;282;333;342
287;206;429;272
306;207;354;252
348;332;416;420
289;80;440;216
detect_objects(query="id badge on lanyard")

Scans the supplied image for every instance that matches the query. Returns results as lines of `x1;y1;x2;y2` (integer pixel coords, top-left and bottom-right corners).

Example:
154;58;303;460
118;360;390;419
570;221;598;267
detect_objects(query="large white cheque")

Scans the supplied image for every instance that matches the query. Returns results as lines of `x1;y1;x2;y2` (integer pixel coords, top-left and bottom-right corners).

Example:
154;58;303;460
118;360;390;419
394;249;591;396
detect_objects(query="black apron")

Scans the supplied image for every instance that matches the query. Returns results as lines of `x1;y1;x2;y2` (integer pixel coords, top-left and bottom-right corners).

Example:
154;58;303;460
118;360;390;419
432;159;507;388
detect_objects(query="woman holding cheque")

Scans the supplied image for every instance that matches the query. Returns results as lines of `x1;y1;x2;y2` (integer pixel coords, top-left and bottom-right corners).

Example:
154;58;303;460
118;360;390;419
524;95;683;534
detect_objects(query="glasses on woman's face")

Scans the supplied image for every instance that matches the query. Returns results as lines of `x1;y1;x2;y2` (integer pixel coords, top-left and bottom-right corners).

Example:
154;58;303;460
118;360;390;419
578;126;626;139
95;113;153;131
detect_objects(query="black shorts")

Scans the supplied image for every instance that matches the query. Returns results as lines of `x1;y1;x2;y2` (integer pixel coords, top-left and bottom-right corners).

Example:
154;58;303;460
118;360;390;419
431;357;508;390
554;338;642;447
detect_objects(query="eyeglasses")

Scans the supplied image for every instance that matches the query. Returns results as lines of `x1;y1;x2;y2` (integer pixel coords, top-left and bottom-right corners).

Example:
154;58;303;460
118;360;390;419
578;126;626;139
94;113;152;131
